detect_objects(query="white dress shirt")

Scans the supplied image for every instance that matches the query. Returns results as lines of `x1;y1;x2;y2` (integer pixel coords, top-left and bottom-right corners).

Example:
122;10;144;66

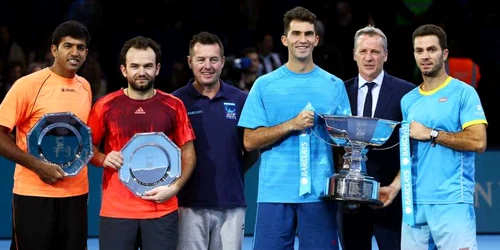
357;71;385;117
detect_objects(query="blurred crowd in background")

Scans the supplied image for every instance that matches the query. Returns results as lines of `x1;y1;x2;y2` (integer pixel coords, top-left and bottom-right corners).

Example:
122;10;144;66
1;0;499;145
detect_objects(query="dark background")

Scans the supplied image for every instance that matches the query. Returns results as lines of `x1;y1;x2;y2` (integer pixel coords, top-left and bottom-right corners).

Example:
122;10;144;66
1;0;499;146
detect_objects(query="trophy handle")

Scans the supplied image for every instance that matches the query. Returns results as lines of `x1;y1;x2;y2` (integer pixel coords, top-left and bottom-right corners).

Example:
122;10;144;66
309;113;349;147
371;142;400;151
308;127;339;147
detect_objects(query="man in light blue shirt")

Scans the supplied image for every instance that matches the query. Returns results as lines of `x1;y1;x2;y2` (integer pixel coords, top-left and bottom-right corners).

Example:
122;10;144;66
238;6;350;250
401;24;487;250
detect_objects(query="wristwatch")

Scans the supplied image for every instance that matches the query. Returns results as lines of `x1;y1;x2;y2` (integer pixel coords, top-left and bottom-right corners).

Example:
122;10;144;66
430;129;439;147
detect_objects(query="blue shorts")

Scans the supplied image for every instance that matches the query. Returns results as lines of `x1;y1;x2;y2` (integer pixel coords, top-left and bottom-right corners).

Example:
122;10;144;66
402;203;477;250
253;202;339;250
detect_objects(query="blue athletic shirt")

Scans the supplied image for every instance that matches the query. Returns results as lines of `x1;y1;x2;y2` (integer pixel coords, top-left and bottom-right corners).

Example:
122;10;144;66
401;76;487;204
238;65;351;203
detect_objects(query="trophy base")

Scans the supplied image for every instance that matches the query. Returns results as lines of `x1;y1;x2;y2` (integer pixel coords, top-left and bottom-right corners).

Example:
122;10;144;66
320;195;383;206
321;171;383;206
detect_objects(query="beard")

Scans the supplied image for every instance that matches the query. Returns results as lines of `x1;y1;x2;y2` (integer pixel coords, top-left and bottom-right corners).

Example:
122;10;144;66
129;78;155;92
421;56;444;77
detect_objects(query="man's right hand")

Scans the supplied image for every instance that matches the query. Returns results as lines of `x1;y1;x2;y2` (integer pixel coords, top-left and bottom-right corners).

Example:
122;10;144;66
35;161;66;184
103;151;123;171
289;110;315;131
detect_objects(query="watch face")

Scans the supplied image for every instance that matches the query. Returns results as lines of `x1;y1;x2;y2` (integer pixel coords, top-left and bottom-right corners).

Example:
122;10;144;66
430;130;439;137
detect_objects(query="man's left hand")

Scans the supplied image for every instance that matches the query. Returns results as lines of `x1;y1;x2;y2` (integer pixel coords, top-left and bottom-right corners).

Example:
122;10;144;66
141;185;180;203
376;185;400;208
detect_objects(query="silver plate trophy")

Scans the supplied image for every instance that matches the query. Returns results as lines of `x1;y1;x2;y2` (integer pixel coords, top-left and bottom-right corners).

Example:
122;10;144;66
120;132;181;197
27;112;94;176
318;115;399;206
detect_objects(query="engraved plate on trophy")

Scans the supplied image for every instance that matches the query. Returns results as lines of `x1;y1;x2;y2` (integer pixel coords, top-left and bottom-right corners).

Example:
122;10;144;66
120;132;181;197
318;115;399;206
27;112;94;176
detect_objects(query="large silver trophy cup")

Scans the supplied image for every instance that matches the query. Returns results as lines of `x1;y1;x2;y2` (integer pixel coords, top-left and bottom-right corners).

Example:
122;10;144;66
319;115;399;206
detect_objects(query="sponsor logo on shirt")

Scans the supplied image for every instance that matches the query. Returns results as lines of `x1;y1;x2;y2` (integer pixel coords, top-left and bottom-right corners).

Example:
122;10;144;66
188;110;202;116
134;107;146;115
438;97;448;102
61;88;76;92
475;104;485;116
224;102;237;120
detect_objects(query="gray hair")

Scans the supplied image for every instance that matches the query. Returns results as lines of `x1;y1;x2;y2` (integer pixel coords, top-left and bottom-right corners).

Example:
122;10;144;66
353;25;388;52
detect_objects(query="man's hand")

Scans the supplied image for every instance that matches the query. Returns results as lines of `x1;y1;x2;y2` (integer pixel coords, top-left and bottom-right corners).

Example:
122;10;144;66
35;161;67;184
376;184;400;208
103;151;123;170
289;110;315;131
141;185;180;203
410;121;432;141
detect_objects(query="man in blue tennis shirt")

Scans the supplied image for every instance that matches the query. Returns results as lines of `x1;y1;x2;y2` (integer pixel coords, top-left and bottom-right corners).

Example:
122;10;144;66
401;24;487;250
238;6;350;250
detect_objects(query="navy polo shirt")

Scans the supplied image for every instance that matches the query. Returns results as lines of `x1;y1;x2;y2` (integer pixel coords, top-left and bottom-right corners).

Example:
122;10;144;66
172;80;248;208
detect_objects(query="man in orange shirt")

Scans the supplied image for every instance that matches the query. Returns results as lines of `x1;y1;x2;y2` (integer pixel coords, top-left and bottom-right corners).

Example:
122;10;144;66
88;36;196;250
0;21;92;250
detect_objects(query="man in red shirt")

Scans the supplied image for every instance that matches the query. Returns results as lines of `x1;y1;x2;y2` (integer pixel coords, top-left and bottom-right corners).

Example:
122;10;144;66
88;36;196;250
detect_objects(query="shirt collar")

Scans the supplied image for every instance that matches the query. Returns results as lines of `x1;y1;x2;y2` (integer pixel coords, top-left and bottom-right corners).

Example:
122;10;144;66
186;78;229;99
357;71;385;89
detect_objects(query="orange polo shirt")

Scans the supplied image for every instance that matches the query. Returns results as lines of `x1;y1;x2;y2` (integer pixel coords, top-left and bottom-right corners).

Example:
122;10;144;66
0;68;92;197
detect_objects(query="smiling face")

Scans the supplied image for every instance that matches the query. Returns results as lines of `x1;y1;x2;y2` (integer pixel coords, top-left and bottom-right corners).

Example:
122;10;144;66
413;35;448;77
188;42;225;88
120;47;159;92
51;36;88;77
281;20;319;62
353;34;387;81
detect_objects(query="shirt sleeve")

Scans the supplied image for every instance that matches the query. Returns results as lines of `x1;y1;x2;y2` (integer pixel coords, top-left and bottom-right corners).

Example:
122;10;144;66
237;78;268;129
173;99;195;147
460;86;488;129
87;98;106;146
0;79;30;131
334;80;352;116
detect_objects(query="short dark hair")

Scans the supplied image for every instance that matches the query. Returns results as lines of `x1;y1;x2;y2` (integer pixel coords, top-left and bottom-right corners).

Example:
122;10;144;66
119;36;162;66
283;6;317;35
189;31;224;57
412;24;448;50
52;20;91;47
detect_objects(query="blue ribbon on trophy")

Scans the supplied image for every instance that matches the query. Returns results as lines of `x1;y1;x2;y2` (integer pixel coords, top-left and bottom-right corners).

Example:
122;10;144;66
399;121;415;226
299;102;314;196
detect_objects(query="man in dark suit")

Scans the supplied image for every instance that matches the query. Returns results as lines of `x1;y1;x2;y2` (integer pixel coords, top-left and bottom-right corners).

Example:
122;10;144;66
338;25;415;250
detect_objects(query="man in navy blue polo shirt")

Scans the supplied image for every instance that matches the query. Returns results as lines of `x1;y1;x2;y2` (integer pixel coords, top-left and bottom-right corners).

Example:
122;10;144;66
173;31;255;250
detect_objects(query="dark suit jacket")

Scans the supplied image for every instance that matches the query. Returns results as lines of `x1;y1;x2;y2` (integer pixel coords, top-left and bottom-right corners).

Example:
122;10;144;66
345;72;415;187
